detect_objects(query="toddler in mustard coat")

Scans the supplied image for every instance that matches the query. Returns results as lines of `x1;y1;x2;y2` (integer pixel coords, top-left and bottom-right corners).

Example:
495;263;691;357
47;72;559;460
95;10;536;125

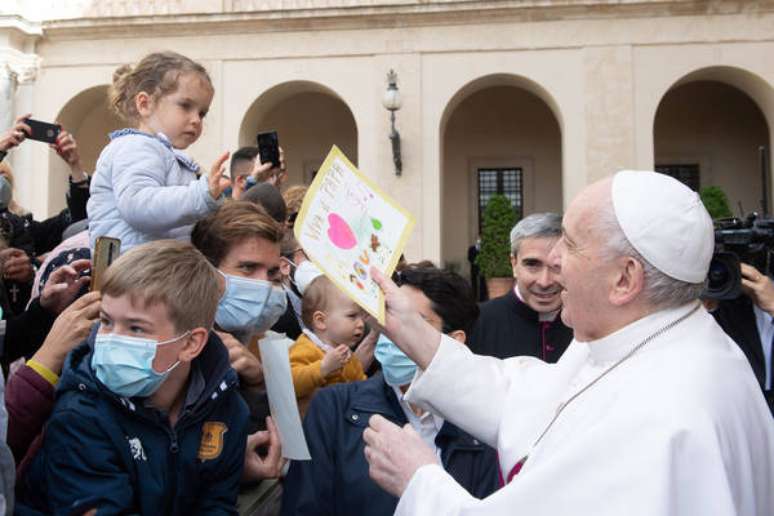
290;276;367;415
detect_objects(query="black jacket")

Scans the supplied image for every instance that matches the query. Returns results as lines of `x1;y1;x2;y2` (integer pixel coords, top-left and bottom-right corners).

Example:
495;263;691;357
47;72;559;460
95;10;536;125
469;288;573;362
281;373;499;516
0;178;90;259
1;298;57;365
712;295;774;414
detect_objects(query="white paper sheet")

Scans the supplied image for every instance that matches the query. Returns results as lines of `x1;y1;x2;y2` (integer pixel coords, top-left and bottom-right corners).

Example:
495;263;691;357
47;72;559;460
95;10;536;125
258;332;311;461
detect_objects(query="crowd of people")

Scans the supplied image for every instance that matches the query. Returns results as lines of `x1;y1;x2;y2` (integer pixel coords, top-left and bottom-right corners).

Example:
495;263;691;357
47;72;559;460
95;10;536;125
0;49;771;515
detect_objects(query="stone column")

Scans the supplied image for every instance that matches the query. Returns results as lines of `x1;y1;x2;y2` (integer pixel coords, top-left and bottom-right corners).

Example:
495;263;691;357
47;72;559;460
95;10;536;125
0;65;17;134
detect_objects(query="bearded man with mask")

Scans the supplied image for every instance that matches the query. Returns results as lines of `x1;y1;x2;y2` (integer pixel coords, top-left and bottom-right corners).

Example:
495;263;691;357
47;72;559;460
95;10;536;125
281;264;498;516
469;213;572;362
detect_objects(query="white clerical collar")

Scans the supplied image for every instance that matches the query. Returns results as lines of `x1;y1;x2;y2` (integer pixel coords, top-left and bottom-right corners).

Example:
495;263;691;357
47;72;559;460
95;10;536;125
582;301;701;365
514;284;559;322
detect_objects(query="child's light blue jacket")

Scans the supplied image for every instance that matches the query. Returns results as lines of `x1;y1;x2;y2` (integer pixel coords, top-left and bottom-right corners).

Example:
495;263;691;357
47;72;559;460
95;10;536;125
87;129;220;252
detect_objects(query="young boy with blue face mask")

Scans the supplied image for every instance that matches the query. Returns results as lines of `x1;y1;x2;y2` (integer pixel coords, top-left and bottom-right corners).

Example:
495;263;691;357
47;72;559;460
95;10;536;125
281;265;499;516
23;240;249;515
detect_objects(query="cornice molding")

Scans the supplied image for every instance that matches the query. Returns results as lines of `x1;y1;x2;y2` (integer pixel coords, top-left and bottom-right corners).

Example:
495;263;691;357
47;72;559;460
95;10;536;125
37;1;774;40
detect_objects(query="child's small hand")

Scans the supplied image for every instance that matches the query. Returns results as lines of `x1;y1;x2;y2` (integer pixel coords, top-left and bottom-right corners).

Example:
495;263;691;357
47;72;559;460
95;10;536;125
208;151;231;199
321;344;351;377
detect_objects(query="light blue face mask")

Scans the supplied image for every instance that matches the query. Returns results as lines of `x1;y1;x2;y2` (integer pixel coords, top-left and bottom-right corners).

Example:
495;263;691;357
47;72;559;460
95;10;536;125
375;334;417;387
215;272;288;334
91;331;187;398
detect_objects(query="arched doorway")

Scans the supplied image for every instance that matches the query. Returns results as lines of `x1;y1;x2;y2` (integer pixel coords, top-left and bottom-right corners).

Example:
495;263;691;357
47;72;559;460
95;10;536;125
50;85;123;212
654;68;772;217
439;75;563;276
239;81;358;186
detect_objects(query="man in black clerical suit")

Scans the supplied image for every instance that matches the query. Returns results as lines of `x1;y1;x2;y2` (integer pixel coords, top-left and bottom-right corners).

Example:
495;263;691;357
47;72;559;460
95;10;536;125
711;262;774;416
469;212;573;361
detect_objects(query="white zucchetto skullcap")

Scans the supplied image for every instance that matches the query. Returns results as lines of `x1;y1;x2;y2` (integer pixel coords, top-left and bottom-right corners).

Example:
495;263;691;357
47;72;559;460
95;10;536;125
611;170;714;283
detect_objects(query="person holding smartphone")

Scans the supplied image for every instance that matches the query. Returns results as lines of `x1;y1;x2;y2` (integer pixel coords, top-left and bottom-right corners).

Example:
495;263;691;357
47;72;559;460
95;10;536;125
0;114;91;315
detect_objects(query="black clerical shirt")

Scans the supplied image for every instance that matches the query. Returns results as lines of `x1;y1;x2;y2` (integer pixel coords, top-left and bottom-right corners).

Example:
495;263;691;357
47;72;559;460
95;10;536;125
469;287;572;362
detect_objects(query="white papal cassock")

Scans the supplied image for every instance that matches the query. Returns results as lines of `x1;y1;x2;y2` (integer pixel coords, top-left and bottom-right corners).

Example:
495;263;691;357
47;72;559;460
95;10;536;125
397;302;774;516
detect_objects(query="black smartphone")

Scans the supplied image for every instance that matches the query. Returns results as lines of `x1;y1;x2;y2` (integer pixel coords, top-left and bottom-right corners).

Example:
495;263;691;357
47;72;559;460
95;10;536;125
256;131;280;168
91;236;121;292
23;118;61;144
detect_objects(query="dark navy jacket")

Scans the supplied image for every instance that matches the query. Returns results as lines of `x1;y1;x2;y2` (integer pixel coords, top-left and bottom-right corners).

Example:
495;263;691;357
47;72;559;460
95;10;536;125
281;373;499;516
22;331;248;515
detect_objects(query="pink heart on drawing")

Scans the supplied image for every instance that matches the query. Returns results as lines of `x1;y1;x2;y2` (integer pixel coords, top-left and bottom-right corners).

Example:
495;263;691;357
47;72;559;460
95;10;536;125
327;213;357;250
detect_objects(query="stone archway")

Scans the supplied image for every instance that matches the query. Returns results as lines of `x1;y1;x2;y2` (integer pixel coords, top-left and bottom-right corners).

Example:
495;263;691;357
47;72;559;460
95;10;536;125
50;85;123;212
654;68;772;216
439;75;563;275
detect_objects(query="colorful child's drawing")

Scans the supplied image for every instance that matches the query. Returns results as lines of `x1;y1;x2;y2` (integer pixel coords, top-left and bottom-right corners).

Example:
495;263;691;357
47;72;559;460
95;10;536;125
327;213;357;250
294;146;415;323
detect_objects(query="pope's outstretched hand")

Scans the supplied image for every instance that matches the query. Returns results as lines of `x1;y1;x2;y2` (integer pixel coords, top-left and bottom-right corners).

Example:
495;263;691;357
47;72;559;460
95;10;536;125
369;268;441;369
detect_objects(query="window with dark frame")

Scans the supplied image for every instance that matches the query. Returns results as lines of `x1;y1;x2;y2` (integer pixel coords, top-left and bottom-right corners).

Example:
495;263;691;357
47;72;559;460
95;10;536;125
655;164;700;192
477;168;523;232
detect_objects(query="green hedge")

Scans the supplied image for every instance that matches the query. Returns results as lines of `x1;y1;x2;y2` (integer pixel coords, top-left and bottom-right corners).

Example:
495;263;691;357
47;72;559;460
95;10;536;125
700;186;733;219
476;194;518;278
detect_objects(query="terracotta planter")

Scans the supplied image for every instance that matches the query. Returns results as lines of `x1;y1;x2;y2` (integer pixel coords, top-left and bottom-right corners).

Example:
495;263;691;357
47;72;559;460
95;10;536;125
486;277;514;299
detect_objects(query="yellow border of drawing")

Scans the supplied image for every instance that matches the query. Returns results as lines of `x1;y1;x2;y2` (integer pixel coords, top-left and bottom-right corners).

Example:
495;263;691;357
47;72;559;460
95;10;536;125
294;145;416;324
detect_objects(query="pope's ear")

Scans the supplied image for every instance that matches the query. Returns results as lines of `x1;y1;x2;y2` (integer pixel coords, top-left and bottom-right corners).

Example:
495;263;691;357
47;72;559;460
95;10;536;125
610;256;644;306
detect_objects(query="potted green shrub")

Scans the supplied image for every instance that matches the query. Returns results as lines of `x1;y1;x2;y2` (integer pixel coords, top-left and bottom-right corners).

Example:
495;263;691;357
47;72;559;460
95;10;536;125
476;194;518;299
699;186;733;220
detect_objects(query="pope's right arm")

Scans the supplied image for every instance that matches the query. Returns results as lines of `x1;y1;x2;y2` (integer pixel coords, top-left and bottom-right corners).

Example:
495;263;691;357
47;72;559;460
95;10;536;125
404;335;536;447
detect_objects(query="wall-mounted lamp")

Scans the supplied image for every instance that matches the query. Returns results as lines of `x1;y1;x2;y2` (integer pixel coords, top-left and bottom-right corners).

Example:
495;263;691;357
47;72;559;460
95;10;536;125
382;69;402;175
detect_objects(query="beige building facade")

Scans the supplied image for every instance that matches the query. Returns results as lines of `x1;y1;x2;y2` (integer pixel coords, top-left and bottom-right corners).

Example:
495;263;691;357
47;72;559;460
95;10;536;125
1;0;773;270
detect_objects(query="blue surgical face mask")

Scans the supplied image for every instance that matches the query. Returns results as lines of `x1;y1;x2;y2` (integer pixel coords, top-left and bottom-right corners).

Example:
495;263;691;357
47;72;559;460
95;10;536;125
375;334;417;387
245;175;258;189
91;331;187;398
215;272;287;334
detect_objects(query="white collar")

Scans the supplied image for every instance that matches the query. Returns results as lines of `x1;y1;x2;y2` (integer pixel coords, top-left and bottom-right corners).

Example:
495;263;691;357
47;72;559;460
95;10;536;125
392;385;444;430
514;284;560;322
579;301;701;365
303;329;334;352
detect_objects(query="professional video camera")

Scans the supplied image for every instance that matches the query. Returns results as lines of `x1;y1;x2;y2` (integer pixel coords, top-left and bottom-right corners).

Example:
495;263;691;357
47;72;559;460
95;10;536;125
704;213;774;300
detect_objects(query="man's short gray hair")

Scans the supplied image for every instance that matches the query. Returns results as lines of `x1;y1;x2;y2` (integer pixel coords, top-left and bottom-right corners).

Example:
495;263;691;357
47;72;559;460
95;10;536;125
595;197;705;310
510;212;562;256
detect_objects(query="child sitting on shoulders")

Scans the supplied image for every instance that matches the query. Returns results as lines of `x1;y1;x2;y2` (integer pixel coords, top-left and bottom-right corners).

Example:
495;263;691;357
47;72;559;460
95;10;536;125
290;275;368;415
88;51;231;252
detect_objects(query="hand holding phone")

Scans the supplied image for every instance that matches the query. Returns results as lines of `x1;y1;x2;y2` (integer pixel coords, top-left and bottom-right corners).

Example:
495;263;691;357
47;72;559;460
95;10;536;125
23;118;62;144
91;237;121;292
257;131;280;168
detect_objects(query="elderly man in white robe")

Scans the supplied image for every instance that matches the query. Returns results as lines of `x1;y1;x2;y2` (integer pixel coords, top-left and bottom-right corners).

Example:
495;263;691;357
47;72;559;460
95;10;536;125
363;170;774;516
